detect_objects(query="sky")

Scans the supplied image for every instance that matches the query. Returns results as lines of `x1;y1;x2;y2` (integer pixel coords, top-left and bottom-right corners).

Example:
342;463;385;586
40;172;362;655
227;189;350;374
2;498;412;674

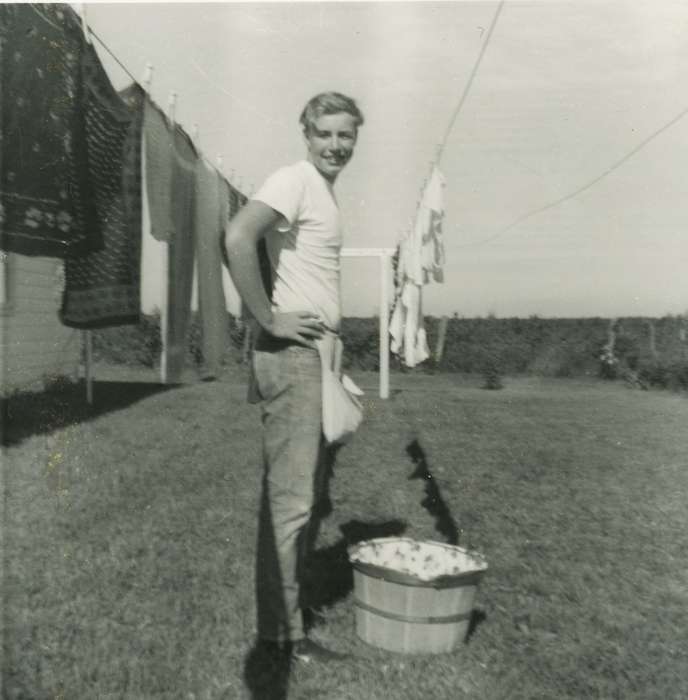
84;0;688;318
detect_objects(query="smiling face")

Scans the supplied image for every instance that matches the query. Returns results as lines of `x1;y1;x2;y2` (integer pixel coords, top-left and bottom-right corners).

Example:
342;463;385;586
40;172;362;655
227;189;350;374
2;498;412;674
303;112;358;183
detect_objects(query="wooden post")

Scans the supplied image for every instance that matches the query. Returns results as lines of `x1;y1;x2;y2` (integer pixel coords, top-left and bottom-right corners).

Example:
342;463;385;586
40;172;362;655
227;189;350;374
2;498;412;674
435;315;449;364
340;247;395;399
242;321;253;364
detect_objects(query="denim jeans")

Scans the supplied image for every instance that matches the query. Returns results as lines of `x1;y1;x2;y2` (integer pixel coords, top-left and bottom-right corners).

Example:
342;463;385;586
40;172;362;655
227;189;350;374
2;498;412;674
252;342;324;642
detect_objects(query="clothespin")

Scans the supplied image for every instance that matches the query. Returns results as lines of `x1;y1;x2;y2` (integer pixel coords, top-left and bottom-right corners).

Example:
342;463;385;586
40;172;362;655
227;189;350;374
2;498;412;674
228;168;235;184
192;124;200;142
142;63;154;92
216;155;224;170
79;4;92;44
167;92;178;124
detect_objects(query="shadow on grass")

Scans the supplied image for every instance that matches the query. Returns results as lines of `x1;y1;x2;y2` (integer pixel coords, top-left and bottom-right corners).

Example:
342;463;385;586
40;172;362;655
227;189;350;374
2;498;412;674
301;518;408;614
243;643;293;700
244;438;407;700
1;379;174;446
465;608;488;644
406;438;460;545
302;443;409;613
407;439;489;645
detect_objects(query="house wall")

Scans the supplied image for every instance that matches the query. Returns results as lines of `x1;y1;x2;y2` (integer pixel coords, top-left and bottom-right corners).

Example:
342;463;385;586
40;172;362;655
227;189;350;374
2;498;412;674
1;252;80;396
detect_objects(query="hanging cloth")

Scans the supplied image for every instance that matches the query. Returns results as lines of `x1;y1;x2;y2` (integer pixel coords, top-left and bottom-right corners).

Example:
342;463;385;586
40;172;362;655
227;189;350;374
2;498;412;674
0;4;100;257
218;175;232;270
194;159;226;379
143;97;175;241
389;281;430;367
139;131;167;316
162;125;197;383
389;165;445;367
420;166;446;284
218;182;270;311
219;181;247;269
60;38;145;328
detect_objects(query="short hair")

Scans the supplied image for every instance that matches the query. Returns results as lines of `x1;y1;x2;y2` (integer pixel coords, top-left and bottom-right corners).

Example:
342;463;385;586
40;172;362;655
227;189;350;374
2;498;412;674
299;92;365;133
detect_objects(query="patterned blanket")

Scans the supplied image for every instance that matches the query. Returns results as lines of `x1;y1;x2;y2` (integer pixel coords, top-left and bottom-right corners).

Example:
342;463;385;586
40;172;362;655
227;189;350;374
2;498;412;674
0;4;99;257
60;41;144;328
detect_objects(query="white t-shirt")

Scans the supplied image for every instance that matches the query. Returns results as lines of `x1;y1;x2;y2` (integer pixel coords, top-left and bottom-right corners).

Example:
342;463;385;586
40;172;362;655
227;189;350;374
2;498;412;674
253;160;343;331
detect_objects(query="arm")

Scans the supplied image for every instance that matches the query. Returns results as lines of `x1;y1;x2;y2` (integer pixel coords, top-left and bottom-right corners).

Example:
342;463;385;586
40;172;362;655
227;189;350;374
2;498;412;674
224;201;324;344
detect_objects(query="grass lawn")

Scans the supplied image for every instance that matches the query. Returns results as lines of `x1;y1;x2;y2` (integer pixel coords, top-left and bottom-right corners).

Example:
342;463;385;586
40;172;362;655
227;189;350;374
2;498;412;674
2;365;687;699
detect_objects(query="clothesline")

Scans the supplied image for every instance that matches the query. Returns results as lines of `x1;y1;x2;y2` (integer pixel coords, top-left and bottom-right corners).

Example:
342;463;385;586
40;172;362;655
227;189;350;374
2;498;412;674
387;3;506;370
81;10;256;197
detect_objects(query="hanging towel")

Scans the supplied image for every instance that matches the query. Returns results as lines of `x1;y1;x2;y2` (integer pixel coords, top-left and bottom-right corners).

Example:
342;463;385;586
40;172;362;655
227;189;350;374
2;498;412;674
389;165;445;367
389;281;430;368
420;166;446;283
317;332;364;446
139;132;168;315
163;125;197;383
0;4;99;257
60;41;145;328
143;98;175;241
194;159;226;379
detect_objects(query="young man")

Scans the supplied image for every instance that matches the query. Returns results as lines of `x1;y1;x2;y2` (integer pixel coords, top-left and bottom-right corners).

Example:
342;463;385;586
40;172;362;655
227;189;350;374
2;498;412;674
225;92;364;662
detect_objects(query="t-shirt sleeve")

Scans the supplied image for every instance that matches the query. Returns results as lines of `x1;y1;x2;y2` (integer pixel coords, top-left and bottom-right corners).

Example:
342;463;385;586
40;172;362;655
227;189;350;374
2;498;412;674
252;166;304;228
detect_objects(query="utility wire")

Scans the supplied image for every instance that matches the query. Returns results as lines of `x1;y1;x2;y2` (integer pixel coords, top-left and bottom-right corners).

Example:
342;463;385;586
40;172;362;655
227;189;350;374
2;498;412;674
401;0;504;247
457;101;688;249
437;0;505;166
33;2;137;85
88;27;139;86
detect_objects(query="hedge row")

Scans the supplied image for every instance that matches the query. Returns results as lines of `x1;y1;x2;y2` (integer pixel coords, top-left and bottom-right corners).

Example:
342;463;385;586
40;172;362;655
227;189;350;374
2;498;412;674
92;313;688;391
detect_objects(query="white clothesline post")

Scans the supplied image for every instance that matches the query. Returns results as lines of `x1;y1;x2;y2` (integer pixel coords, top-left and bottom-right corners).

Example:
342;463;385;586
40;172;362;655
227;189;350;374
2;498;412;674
341;247;395;399
379;251;391;399
82;330;93;405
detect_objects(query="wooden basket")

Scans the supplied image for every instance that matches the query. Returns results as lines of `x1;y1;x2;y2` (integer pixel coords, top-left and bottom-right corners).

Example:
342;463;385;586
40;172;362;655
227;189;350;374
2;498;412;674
349;537;487;654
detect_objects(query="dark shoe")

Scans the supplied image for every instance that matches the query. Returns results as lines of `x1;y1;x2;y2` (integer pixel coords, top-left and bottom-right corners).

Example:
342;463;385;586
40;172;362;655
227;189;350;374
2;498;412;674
245;641;291;700
290;637;349;664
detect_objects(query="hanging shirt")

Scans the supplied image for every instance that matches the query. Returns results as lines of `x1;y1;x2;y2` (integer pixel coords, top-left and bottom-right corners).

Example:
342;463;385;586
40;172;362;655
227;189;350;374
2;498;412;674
253;160;343;332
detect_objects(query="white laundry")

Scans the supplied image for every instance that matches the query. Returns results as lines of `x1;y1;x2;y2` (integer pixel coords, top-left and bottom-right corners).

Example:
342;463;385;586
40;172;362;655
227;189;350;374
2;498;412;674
389;166;446;367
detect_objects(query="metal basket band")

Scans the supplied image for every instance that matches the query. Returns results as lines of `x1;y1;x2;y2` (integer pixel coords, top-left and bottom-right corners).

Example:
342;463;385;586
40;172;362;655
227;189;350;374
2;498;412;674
354;597;473;625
